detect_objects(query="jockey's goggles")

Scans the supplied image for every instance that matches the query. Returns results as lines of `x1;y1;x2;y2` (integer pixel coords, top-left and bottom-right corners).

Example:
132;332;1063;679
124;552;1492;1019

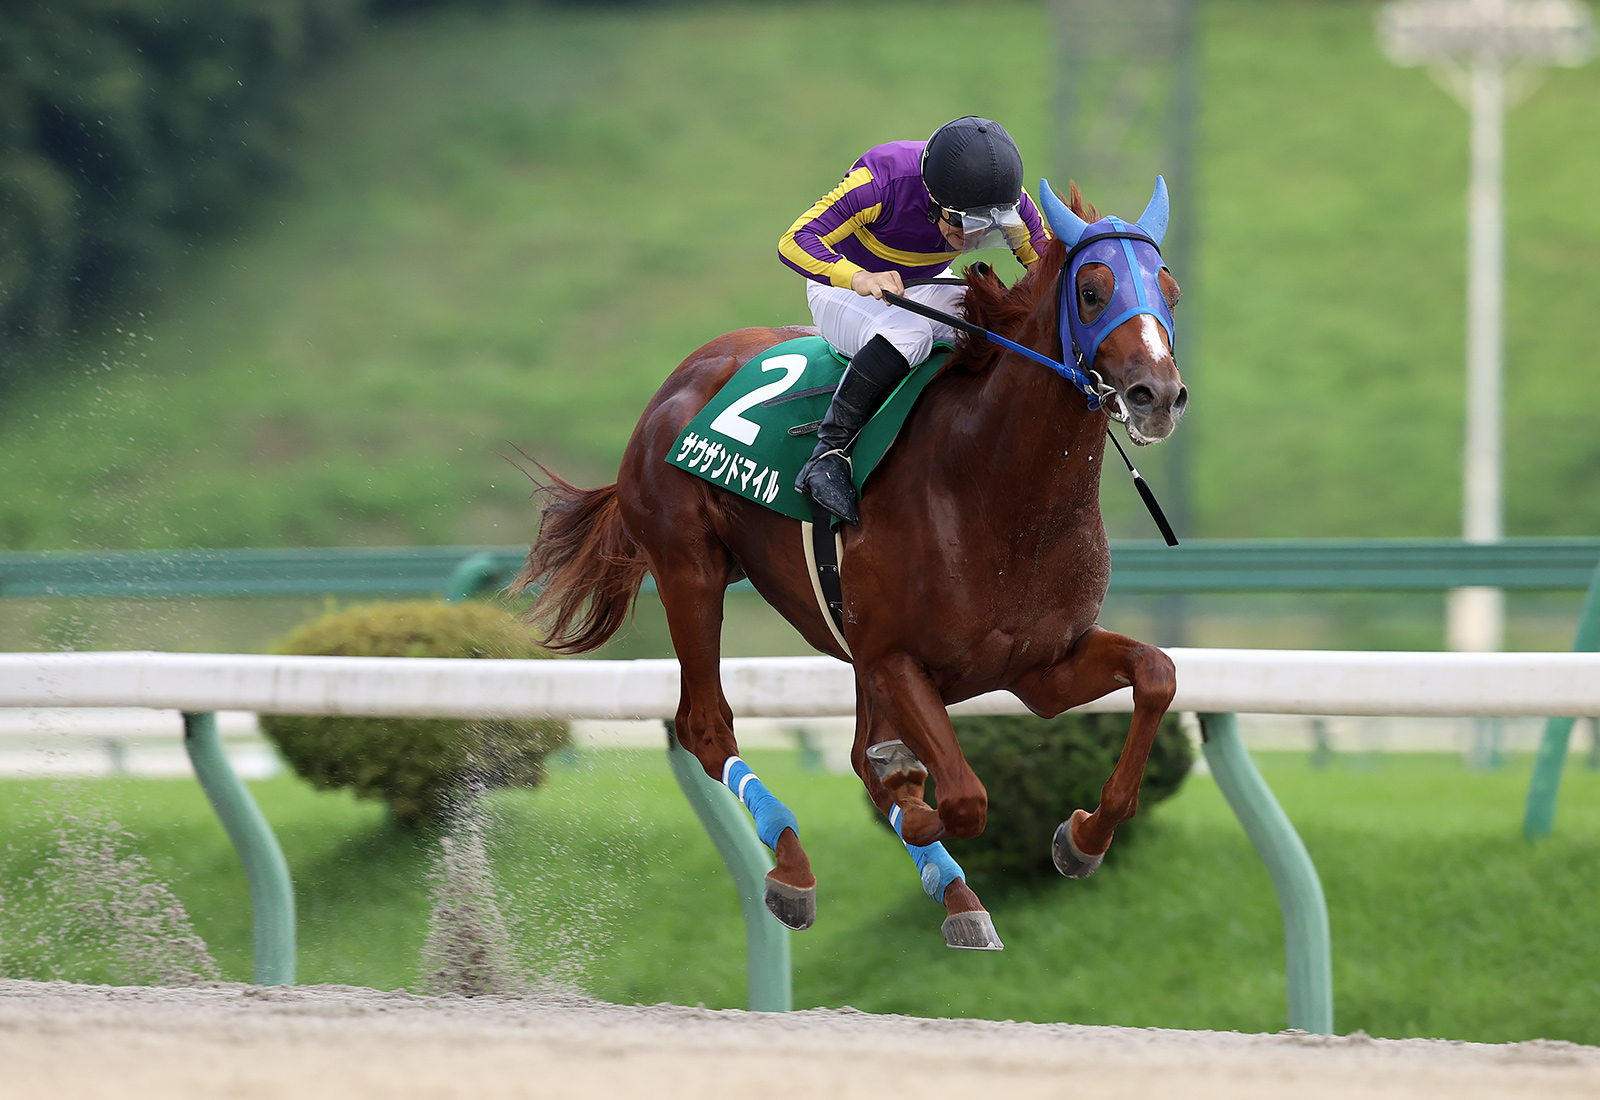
933;202;1030;253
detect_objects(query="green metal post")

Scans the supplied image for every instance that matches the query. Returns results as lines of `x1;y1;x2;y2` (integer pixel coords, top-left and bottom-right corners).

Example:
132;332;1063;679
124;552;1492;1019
182;712;296;985
443;551;501;603
1523;559;1600;839
1199;713;1334;1034
664;722;792;1012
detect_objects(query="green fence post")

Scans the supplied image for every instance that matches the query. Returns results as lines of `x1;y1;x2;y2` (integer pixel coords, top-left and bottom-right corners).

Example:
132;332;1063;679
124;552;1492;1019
182;712;296;985
663;722;792;1012
1523;559;1600;840
1199;712;1333;1034
443;551;501;603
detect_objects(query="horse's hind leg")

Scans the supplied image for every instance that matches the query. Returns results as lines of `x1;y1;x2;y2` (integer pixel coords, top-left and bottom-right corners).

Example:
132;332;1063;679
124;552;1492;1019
651;542;817;930
1011;626;1177;875
851;686;1002;950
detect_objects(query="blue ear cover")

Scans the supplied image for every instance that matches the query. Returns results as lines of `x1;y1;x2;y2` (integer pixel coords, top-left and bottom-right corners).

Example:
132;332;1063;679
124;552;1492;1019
1135;176;1170;247
1037;179;1088;245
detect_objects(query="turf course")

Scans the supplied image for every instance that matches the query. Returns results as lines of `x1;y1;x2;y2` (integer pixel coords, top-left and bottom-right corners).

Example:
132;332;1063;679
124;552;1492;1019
0;0;1596;553
4;749;1600;1045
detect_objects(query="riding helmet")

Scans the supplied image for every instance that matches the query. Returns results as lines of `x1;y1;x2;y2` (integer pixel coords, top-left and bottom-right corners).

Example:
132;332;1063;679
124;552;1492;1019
920;117;1024;212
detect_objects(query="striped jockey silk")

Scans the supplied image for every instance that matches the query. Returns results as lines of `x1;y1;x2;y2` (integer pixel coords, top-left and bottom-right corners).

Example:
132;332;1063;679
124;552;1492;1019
779;141;1050;289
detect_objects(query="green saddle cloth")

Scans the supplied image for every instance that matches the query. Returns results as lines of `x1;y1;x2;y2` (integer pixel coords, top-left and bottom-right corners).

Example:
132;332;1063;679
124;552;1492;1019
665;336;949;522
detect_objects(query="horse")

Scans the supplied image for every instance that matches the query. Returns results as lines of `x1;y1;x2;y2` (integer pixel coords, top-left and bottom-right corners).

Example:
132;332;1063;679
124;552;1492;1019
517;178;1186;949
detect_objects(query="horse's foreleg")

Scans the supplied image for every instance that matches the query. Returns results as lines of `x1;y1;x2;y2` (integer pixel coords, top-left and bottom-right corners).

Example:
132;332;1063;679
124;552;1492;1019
653;551;816;930
851;685;1002;951
1011;626;1177;870
858;653;987;844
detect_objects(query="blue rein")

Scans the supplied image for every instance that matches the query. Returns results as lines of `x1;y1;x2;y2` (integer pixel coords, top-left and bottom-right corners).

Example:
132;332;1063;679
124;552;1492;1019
881;286;1114;415
888;229;1169;419
880;271;1179;547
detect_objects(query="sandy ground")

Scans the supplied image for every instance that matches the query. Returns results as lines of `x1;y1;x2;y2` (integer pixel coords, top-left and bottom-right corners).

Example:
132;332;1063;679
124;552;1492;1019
2;980;1598;1100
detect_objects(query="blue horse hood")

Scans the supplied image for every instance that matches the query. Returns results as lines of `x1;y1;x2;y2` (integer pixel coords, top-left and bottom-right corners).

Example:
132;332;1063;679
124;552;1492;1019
1063;215;1174;371
1037;177;1175;373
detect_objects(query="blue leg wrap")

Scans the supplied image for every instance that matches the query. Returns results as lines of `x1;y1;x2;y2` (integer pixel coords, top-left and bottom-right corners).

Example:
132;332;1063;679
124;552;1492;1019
722;757;800;851
889;804;966;903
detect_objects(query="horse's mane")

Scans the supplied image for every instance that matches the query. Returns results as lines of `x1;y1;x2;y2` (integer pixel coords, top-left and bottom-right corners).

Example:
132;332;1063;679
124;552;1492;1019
948;181;1100;373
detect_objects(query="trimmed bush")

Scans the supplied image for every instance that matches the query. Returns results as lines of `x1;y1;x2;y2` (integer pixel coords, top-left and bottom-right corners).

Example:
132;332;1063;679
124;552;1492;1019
895;711;1193;884
260;600;567;827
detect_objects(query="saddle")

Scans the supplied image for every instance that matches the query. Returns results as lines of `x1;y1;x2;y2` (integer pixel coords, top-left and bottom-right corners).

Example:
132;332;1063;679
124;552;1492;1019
665;335;950;655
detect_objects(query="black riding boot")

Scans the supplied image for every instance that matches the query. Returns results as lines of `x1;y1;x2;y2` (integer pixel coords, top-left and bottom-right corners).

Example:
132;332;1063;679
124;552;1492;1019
795;334;913;525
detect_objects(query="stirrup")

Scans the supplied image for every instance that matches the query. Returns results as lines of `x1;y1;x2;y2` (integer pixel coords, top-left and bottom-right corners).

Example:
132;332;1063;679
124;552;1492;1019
796;446;851;487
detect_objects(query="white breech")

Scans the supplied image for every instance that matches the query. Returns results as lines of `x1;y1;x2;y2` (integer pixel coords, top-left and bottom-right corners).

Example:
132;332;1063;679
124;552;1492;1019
805;272;967;365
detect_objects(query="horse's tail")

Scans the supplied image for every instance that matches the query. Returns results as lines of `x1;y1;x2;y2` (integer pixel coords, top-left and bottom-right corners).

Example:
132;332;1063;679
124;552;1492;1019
513;469;648;654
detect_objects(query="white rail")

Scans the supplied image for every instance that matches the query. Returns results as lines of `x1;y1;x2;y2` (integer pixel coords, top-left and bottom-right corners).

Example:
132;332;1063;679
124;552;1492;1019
8;646;1597;1031
2;649;1599;718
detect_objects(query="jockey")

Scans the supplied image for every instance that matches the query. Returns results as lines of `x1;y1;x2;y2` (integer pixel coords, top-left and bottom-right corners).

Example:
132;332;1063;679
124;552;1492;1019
779;116;1051;524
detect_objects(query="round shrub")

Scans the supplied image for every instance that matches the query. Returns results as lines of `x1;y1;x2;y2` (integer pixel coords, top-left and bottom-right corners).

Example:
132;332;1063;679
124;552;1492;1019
260;601;568;827
891;711;1193;884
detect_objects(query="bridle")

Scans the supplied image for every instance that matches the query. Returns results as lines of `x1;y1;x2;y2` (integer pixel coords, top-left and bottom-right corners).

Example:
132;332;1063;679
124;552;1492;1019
889;227;1170;425
882;257;1179;545
1052;228;1170;424
887;277;1125;422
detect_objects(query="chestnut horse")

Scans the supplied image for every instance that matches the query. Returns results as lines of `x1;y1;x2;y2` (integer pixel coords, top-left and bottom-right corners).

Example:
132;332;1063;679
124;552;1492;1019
518;181;1185;947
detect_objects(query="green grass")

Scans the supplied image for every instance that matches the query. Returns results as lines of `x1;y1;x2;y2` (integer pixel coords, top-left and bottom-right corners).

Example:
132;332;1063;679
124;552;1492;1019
0;2;1049;551
1196;3;1600;539
0;0;1596;557
6;749;1600;1044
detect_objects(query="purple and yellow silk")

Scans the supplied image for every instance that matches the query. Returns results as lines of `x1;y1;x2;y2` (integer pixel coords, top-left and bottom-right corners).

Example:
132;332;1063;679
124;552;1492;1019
779;140;1051;289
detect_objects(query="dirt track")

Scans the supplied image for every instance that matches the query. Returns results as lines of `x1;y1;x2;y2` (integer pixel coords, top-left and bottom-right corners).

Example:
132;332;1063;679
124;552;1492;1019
2;978;1597;1100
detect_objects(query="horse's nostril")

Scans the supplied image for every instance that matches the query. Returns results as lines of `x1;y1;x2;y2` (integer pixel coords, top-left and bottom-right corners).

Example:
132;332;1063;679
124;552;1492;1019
1173;386;1189;416
1126;384;1155;409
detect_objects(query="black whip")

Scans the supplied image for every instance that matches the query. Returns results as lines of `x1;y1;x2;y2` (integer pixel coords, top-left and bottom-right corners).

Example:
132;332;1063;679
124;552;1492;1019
1106;430;1179;546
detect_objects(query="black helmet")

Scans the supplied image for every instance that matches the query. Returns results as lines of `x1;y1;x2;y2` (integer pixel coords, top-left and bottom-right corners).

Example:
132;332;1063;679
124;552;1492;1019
920;117;1024;212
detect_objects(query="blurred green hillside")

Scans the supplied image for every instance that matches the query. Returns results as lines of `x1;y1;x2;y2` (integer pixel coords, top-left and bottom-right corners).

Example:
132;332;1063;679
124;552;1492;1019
0;0;1596;552
0;0;370;350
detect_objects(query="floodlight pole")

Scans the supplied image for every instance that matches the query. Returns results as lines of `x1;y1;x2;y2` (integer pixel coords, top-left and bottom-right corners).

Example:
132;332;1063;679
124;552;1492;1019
1381;0;1596;654
1447;59;1507;654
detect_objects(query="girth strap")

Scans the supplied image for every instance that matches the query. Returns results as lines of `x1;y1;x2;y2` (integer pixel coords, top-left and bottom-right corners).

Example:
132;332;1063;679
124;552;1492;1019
802;501;852;657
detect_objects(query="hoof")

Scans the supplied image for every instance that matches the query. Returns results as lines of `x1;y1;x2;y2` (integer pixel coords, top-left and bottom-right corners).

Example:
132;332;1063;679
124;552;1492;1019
764;873;816;931
865;739;927;783
1052;810;1105;879
941;910;1004;951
